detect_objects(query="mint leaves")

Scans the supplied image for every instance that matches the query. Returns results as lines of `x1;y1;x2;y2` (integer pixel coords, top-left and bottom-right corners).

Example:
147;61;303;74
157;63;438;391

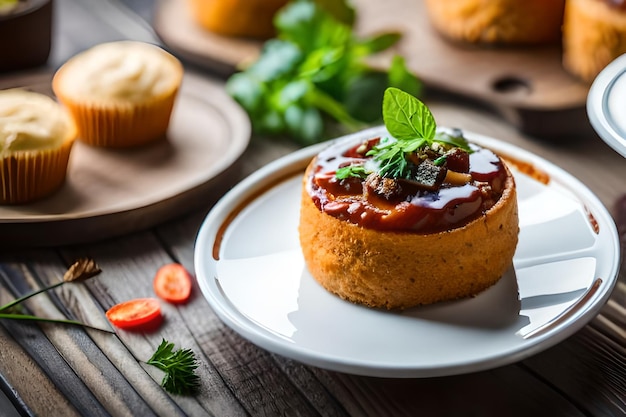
370;88;471;178
383;87;437;142
336;88;472;180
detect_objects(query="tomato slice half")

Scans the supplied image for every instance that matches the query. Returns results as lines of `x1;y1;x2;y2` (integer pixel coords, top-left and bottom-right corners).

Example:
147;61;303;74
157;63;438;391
153;263;193;304
106;298;162;329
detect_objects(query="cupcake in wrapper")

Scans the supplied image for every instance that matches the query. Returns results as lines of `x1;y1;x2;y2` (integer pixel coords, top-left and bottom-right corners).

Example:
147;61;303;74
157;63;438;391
0;89;77;204
52;41;184;148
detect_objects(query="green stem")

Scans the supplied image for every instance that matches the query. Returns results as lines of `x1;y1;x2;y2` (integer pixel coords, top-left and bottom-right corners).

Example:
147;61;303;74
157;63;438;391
0;313;114;333
307;87;366;131
0;281;65;313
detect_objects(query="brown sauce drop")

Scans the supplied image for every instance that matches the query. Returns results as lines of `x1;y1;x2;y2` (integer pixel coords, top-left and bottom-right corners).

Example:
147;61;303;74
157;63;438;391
501;156;550;185
585;206;601;235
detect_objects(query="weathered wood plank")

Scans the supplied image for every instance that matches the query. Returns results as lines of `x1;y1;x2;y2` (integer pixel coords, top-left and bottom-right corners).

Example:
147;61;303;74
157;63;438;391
308;366;589;417
522;325;626;417
0;253;171;416
58;233;249;417
0;320;110;417
0;323;81;417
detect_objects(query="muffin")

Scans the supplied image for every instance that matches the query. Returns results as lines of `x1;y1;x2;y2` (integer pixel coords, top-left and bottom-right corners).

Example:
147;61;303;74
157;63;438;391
52;41;183;148
187;0;288;39
0;89;77;204
299;133;519;309
298;90;519;309
424;0;565;45
562;0;626;82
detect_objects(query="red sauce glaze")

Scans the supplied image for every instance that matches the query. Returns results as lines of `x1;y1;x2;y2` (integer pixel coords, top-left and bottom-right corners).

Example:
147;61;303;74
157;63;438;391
306;137;510;233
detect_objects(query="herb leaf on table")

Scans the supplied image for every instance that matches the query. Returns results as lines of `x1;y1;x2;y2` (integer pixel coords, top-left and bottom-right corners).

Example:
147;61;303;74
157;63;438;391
147;339;201;396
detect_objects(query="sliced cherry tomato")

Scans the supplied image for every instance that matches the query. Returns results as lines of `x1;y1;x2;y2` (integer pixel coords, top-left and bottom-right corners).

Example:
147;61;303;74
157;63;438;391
153;263;192;304
106;298;162;329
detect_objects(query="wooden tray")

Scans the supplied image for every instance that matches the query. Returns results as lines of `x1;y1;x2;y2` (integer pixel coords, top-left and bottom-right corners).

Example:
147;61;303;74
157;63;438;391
154;0;593;140
0;71;251;247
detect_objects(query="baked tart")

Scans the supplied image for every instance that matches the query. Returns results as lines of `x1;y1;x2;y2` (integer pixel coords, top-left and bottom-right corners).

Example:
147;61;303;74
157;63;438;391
299;88;519;309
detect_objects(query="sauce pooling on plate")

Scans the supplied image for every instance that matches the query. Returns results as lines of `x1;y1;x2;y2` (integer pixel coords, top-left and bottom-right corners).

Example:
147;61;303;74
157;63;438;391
306;136;510;233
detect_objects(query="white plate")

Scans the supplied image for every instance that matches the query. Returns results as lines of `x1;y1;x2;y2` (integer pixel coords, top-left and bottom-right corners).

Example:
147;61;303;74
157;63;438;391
588;52;626;158
194;126;620;378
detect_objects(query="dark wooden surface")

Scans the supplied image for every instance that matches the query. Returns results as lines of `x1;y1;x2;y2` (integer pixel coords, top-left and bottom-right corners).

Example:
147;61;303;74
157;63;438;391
1;0;625;416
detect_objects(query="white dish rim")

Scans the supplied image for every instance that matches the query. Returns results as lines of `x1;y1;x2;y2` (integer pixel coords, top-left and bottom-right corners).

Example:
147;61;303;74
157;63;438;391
194;126;621;377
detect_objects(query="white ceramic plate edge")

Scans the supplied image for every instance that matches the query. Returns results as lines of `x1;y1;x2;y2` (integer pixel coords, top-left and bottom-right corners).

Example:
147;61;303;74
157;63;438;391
588;53;626;158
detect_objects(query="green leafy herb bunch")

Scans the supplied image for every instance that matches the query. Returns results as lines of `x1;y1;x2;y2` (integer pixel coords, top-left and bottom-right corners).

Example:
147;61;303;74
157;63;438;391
226;0;420;145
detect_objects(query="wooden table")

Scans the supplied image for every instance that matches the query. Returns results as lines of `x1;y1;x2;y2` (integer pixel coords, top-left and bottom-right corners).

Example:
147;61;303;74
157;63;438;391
1;0;624;416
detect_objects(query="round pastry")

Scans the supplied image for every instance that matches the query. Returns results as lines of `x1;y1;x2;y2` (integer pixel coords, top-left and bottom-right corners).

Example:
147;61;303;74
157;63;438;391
298;89;519;310
187;0;288;39
562;0;626;83
0;89;77;204
52;41;183;148
423;0;565;45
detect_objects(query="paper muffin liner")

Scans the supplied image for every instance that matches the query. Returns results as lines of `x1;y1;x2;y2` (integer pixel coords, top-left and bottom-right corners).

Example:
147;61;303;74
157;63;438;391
0;138;74;205
52;87;180;148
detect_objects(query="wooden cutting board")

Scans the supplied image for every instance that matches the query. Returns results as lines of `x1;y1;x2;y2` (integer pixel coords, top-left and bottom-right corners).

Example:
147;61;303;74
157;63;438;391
154;0;593;140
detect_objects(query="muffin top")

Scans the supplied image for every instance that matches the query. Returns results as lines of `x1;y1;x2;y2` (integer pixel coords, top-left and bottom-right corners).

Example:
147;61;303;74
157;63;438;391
53;41;183;102
0;89;76;157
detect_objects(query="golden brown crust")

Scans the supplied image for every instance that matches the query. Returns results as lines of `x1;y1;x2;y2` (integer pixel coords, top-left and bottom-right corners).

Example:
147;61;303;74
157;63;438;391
562;0;626;82
298;159;519;310
424;0;565;45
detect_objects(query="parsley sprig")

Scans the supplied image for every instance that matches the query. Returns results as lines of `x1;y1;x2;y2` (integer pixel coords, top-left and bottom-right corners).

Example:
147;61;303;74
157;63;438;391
147;339;201;396
336;164;369;180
